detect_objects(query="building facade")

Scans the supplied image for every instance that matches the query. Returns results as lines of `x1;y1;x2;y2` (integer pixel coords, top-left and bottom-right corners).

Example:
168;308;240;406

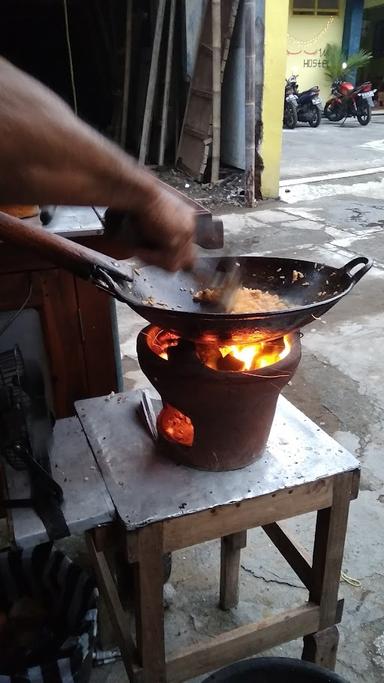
360;0;384;101
286;0;347;101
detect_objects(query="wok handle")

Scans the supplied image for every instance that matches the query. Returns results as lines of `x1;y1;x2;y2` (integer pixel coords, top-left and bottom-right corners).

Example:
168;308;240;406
0;210;133;282
340;256;372;285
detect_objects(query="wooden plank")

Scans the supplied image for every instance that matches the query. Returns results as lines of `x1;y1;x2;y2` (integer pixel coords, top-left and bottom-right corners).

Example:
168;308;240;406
0;272;39;311
92;523;122;552
190;88;213;100
134;524;166;680
75;278;118;398
120;0;132;148
166;603;321;682
303;625;340;670
244;0;256;207
211;0;221;183
86;530;144;683
139;0;166;164
221;0;240;74
39;269;88;417
177;0;239;179
6;417;115;548
158;0;176;165
254;1;265;199
162;478;334;555
220;531;247;610
262;522;312;588
183;124;211;140
309;472;354;629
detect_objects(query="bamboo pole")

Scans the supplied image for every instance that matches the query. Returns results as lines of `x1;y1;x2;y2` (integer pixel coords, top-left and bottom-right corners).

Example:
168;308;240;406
244;0;256;207
254;0;265;199
120;0;133;148
211;0;221;184
139;0;166;165
158;0;176;165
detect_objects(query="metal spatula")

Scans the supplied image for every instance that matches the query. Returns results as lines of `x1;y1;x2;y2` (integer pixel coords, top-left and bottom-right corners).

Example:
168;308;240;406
194;259;242;313
218;261;242;312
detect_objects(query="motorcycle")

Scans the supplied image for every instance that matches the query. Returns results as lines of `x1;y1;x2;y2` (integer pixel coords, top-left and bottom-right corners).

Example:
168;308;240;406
324;79;376;126
286;75;322;127
283;79;298;129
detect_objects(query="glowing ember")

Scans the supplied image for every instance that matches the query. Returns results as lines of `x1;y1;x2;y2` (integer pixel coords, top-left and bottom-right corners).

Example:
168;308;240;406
147;325;291;372
197;337;291;372
157;404;194;446
221;337;290;371
146;326;179;359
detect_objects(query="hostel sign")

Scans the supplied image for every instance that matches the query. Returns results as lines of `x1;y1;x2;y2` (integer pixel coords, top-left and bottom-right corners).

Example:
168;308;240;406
303;48;328;69
287;47;328;69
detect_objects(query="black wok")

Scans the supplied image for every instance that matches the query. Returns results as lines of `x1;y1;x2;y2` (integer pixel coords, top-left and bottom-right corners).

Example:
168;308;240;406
113;255;372;343
0;210;370;343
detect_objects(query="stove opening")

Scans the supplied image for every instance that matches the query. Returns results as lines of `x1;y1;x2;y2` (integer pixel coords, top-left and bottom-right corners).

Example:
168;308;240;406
146;326;291;372
157;404;194;447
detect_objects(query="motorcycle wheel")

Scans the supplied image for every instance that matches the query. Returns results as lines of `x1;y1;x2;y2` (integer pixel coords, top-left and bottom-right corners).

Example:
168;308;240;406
308;106;321;127
357;101;371;126
284;102;297;129
324;102;343;122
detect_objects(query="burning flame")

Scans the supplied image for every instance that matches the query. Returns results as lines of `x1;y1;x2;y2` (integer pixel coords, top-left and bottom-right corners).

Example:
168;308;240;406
216;337;291;371
147;326;291;372
146;326;179;359
158;404;194;446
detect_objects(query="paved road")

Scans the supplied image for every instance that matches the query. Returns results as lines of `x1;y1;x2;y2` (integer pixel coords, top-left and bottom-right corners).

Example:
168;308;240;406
281;116;384;179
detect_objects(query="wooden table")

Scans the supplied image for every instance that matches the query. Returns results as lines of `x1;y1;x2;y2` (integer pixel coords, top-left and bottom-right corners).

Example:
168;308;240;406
76;390;360;683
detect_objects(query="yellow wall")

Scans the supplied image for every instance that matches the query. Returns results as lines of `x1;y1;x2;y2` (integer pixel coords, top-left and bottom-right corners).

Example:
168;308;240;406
261;0;290;198
286;1;346;102
365;0;384;7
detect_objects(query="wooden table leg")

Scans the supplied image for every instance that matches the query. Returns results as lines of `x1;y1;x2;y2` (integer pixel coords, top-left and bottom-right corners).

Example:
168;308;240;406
134;524;166;682
303;625;339;670
302;472;354;668
220;531;247;610
86;530;143;682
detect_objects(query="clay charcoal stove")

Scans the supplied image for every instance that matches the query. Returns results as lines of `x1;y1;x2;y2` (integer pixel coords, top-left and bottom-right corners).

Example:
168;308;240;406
137;326;301;471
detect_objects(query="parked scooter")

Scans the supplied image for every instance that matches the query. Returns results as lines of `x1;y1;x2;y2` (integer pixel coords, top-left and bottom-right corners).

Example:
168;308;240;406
324;78;376;125
283;78;298;129
286;75;322;127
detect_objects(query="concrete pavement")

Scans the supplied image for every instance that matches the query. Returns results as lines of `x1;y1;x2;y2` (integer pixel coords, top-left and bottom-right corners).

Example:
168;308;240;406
93;192;384;683
281;117;384;180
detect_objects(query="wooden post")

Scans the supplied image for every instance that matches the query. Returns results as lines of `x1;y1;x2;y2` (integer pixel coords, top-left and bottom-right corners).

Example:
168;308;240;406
158;0;176;166
302;472;353;669
211;0;221;184
220;531;247;610
139;0;166;165
254;0;265;199
244;0;256;207
134;525;166;680
120;0;133;148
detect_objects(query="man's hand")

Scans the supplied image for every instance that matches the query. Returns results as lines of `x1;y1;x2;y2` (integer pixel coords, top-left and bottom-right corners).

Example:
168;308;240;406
0;57;196;272
125;190;196;271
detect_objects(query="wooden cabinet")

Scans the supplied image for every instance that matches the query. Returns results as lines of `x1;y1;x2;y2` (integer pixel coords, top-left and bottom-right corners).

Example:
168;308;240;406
0;234;125;418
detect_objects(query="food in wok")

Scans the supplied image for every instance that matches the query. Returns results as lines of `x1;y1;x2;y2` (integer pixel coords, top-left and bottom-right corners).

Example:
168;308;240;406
193;286;286;313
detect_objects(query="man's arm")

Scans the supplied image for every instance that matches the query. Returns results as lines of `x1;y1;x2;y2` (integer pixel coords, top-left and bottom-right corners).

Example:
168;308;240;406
0;58;195;271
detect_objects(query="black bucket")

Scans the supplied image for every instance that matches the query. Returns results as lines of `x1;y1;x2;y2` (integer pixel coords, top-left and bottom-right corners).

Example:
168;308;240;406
202;657;349;682
0;543;98;683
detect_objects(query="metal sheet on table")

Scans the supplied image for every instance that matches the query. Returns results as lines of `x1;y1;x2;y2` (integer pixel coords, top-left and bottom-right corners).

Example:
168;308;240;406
43;206;104;237
76;391;359;530
5;417;115;548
